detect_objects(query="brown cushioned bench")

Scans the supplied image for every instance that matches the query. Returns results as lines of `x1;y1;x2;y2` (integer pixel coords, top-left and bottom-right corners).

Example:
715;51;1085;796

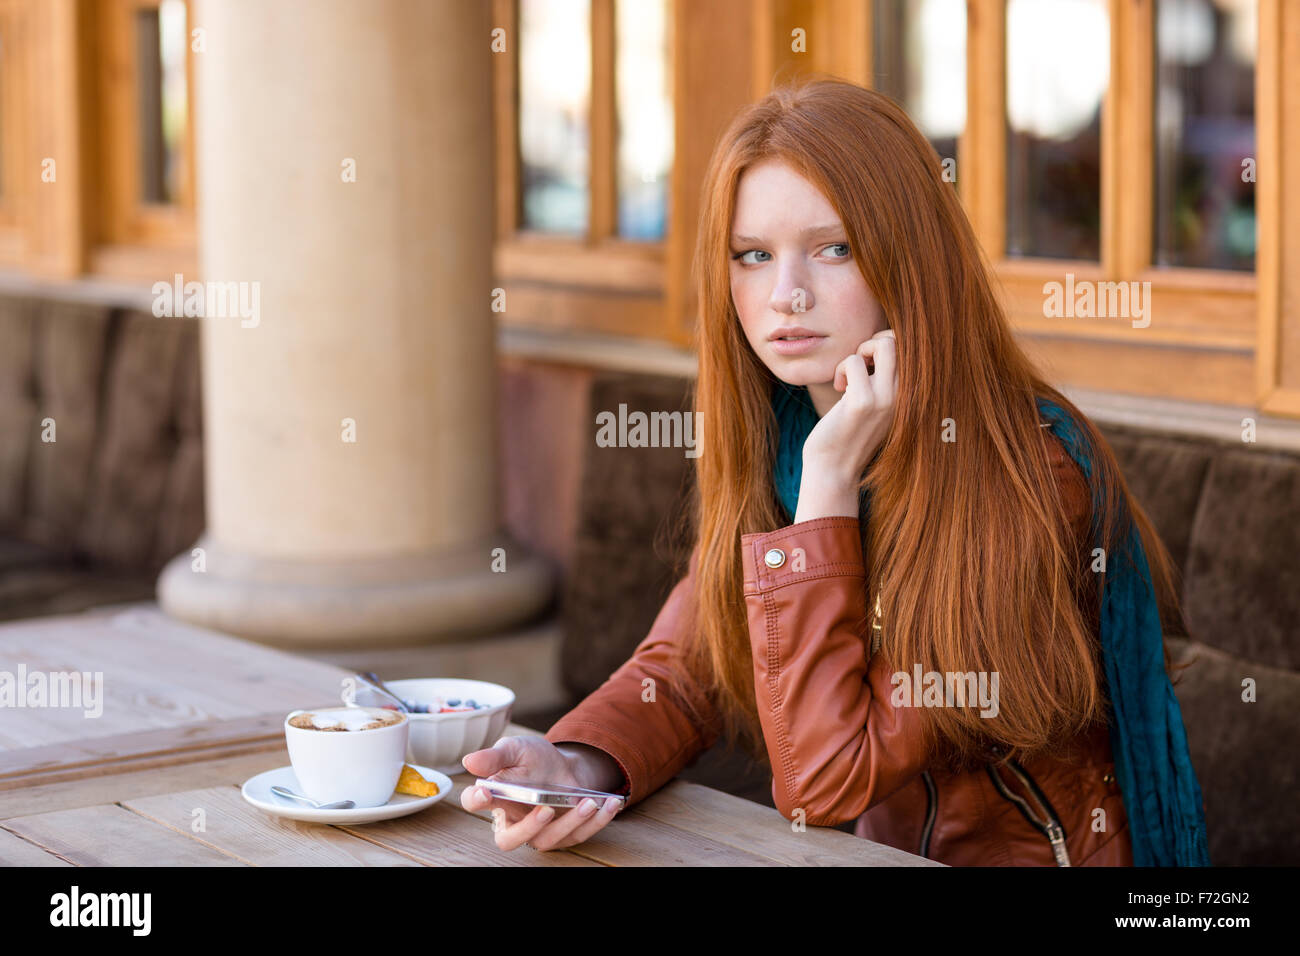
0;296;203;619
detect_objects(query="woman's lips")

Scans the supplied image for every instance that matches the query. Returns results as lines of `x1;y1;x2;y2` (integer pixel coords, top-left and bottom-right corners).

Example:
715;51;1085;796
770;335;827;356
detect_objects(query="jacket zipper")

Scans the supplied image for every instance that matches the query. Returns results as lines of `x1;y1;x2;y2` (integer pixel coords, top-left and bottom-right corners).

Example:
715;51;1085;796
918;771;937;858
985;755;1072;866
1005;761;1071;866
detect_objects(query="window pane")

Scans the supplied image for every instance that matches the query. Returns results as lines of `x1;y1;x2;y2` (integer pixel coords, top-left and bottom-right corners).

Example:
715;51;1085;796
1005;0;1108;260
615;0;672;240
872;0;966;165
519;0;590;235
136;0;188;205
1154;0;1256;271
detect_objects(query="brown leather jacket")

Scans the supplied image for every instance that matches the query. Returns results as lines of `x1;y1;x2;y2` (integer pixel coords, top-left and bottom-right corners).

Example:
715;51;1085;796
546;430;1133;866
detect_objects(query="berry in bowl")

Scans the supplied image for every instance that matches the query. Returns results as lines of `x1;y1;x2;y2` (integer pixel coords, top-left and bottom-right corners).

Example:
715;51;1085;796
381;678;514;775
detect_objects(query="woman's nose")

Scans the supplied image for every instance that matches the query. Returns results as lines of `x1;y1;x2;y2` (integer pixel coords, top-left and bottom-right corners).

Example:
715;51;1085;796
770;274;813;315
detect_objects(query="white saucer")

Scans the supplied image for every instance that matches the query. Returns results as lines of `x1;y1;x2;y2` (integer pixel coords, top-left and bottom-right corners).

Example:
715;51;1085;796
241;764;452;824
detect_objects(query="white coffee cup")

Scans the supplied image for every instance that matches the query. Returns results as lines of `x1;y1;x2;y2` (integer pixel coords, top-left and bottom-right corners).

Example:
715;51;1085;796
284;707;410;808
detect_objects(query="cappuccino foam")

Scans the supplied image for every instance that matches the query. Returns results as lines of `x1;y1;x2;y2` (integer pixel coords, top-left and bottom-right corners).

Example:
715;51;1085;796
288;708;404;732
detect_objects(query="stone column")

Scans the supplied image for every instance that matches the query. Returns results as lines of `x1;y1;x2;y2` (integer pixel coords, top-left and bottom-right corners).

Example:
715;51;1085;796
159;0;553;647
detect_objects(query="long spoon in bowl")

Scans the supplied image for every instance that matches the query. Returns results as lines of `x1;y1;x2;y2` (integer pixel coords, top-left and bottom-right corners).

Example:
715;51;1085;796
354;672;411;713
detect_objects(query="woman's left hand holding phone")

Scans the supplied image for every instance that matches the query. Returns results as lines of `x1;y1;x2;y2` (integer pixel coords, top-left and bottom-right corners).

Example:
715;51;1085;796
460;736;624;851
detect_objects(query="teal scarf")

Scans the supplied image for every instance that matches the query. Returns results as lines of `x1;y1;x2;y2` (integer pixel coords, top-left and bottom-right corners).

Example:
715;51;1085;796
770;381;1211;866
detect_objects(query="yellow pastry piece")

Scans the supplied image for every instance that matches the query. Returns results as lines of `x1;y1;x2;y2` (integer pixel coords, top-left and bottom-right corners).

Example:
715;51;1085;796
394;764;440;797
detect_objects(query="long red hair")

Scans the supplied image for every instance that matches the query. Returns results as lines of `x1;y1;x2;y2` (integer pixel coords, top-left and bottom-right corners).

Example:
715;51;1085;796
677;76;1182;770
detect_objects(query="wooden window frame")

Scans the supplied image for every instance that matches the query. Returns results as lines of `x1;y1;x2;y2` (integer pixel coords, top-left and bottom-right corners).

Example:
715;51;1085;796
0;0;197;280
962;0;1262;407
1255;0;1300;415
0;0;28;264
492;0;672;341
733;0;1296;414
86;0;197;280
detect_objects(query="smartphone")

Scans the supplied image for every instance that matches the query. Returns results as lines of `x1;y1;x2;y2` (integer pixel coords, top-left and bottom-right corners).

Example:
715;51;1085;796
474;778;627;810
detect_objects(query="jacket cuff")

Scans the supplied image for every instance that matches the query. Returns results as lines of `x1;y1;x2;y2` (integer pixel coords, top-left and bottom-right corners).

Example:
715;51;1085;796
545;721;638;799
740;516;866;593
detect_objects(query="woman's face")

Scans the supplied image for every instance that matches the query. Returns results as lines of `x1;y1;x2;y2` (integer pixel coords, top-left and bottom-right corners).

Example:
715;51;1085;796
729;159;888;417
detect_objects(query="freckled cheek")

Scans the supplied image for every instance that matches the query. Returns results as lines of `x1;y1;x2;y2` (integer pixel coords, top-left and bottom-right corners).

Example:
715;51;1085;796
730;274;766;343
824;276;884;337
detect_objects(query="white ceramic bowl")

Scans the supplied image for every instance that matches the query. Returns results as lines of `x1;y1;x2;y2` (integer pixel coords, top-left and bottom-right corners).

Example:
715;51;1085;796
384;678;515;775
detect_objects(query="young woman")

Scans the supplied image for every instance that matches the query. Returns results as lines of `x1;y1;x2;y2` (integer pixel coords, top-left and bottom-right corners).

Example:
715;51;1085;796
462;76;1210;866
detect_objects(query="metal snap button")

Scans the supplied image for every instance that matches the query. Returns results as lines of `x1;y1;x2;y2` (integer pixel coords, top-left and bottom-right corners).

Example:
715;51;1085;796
763;548;786;569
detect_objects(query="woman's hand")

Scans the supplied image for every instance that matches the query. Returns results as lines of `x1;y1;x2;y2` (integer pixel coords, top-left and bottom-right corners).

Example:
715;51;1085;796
460;736;624;852
795;329;897;521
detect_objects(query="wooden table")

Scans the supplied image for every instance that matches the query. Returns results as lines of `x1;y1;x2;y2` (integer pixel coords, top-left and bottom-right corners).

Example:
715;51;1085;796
0;605;937;867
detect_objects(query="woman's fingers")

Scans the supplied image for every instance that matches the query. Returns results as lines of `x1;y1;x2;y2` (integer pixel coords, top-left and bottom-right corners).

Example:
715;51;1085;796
494;802;559;851
461;783;503;814
460;736;522;778
837;351;871;400
460;783;484;811
557;797;622;847
866;334;897;405
462;784;533;830
528;796;621;851
474;791;623;852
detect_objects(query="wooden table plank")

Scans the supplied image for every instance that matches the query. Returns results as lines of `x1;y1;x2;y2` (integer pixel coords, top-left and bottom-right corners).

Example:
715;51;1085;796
335;808;602;867
0;749;289;821
0;827;74;866
1;805;247;866
123;786;424;866
0;607;351;750
0;711;312;790
632;780;942;866
447;774;784;866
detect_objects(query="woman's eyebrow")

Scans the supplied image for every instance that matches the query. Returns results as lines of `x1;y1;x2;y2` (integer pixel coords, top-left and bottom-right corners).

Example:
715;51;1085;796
730;223;845;245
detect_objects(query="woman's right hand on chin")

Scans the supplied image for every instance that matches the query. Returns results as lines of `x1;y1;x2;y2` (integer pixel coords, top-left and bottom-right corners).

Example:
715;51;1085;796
460;736;624;852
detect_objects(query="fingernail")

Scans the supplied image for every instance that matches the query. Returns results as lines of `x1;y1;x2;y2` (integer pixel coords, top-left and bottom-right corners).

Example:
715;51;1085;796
578;798;597;815
604;797;620;812
538;806;554;821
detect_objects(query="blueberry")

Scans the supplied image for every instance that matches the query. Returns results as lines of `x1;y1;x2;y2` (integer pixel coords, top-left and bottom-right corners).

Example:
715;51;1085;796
447;699;461;707
466;698;477;707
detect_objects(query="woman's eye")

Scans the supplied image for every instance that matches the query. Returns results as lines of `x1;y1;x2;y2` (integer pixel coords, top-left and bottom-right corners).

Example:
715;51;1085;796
823;242;851;259
732;249;770;265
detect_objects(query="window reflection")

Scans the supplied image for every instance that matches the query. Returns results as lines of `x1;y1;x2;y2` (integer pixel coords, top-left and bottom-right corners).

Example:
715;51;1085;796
520;0;591;235
615;0;672;240
872;0;966;165
1005;0;1108;260
136;0;188;205
1154;0;1256;271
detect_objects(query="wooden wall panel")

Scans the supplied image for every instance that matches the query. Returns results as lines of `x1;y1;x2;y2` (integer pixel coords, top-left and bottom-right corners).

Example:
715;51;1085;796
665;0;755;346
1257;0;1300;414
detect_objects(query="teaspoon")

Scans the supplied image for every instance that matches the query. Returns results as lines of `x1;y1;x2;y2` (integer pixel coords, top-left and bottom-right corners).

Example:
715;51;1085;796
270;785;355;810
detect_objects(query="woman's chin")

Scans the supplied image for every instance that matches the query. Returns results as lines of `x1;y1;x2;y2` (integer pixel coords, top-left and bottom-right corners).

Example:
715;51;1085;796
769;361;834;387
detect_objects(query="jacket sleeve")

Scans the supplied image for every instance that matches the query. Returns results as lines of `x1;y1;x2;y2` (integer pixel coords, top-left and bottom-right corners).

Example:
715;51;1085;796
740;516;931;826
544;552;720;808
